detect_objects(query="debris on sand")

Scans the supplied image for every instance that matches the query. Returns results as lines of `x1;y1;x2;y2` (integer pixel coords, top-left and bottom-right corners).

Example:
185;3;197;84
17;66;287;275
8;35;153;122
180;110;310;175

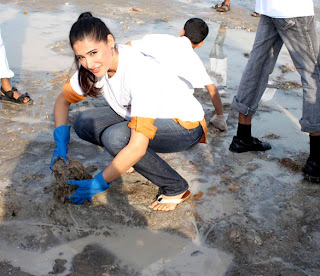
276;81;302;90
51;159;93;203
279;64;296;73
278;157;304;172
264;133;280;139
130;7;140;12
275;64;301;90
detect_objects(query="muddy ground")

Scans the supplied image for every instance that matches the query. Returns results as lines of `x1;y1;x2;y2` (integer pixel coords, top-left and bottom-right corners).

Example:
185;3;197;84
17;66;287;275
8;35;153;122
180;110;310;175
0;0;320;275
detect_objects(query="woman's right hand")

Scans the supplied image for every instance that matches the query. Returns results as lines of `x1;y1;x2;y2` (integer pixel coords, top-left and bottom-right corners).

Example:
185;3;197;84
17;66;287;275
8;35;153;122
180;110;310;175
66;172;112;205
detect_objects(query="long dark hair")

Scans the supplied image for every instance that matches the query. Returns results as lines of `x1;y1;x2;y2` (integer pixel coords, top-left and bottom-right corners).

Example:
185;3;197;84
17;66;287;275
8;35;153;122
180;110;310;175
69;12;114;97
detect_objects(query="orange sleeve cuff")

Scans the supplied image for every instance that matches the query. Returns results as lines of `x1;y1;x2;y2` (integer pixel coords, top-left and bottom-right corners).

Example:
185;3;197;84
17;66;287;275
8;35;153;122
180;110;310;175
128;117;158;140
62;80;87;103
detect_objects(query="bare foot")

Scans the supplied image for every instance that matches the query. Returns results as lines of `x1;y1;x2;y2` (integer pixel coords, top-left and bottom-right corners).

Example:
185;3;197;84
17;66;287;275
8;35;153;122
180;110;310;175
148;190;190;212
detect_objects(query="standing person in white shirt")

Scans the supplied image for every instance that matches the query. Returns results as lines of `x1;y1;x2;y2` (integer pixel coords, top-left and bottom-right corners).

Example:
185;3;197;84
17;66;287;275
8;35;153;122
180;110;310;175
51;12;208;211
229;0;320;183
127;18;227;131
0;28;33;104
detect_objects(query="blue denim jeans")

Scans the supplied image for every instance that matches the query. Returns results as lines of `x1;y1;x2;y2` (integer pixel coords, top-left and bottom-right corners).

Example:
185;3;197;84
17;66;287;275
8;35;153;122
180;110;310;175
232;15;320;133
74;106;204;196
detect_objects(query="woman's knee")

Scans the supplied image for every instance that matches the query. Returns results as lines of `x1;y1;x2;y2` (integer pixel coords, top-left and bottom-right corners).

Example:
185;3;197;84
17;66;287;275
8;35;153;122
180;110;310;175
73;111;100;145
100;124;130;156
74;112;89;139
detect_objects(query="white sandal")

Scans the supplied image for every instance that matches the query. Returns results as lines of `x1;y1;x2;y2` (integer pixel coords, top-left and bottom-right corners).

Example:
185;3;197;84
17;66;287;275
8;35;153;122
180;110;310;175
156;190;191;204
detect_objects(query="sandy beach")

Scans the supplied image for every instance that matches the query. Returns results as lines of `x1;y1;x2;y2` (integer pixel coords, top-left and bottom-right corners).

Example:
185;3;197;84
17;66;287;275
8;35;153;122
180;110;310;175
0;0;320;275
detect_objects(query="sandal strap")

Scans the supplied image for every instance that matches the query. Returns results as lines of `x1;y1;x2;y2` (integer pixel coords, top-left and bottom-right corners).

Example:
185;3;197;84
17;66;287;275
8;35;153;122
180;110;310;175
213;1;226;9
1;87;15;98
16;92;30;103
216;3;230;11
157;195;184;204
156;190;191;204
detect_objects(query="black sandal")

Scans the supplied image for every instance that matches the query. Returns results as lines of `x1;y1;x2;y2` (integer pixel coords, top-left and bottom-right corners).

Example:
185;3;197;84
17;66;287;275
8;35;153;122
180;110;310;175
212;1;225;9
216;2;230;12
0;87;33;105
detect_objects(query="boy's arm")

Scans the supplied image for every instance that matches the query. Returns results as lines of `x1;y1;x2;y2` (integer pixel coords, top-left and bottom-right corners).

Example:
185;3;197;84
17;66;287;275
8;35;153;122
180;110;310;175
205;84;223;115
205;84;227;131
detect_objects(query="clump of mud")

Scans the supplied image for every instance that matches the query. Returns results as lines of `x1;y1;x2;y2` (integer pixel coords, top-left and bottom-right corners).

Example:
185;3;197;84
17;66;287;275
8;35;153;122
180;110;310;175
278;156;306;172
279;64;296;73
275;64;301;90
276;81;302;90
264;133;280;139
51;158;93;203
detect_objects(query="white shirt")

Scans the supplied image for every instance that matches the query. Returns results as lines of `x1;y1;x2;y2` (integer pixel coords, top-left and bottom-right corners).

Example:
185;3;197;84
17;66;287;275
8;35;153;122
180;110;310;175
255;0;314;18
131;34;212;89
70;45;204;122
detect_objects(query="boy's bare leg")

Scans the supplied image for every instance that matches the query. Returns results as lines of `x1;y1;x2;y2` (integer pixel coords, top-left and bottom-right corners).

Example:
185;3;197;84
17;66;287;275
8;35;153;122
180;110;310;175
238;113;252;125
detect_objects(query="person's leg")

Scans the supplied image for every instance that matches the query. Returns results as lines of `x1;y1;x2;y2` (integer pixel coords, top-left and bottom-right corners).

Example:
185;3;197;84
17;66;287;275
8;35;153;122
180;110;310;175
303;134;320;182
101;119;204;211
73;106;126;146
0;29;31;103
275;16;320;182
0;78;31;103
1;78;12;91
0;29;14;80
230;15;283;153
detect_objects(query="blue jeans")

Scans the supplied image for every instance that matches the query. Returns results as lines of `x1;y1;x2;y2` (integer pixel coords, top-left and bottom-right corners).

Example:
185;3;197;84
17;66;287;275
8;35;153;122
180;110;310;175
232;15;320;133
74;106;204;196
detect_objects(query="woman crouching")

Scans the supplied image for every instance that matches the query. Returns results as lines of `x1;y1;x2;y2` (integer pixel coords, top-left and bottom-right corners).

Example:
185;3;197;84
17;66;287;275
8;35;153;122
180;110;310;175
51;12;207;212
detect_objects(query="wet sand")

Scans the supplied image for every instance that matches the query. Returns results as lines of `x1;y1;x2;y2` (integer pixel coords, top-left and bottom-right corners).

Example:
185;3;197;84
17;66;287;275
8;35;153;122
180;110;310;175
0;1;320;275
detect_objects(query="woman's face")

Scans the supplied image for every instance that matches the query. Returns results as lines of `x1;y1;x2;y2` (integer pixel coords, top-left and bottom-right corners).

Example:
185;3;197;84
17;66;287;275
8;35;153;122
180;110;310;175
73;35;114;78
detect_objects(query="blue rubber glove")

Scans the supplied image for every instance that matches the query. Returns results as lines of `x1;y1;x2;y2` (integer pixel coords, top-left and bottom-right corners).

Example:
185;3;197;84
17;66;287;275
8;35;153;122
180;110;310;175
50;125;71;170
66;172;112;205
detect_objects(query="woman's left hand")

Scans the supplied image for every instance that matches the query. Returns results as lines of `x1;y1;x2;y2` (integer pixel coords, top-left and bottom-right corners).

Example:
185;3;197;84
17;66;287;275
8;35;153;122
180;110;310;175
66;172;112;205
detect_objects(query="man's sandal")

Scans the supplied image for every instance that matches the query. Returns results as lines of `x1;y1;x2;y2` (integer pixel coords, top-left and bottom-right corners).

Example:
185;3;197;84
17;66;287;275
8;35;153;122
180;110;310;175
0;87;33;105
155;190;191;210
216;3;230;12
212;1;225;9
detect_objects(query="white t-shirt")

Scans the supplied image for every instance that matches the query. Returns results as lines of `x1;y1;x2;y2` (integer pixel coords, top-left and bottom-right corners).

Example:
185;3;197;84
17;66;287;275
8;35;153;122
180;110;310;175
70;45;204;122
131;34;212;89
255;0;314;18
